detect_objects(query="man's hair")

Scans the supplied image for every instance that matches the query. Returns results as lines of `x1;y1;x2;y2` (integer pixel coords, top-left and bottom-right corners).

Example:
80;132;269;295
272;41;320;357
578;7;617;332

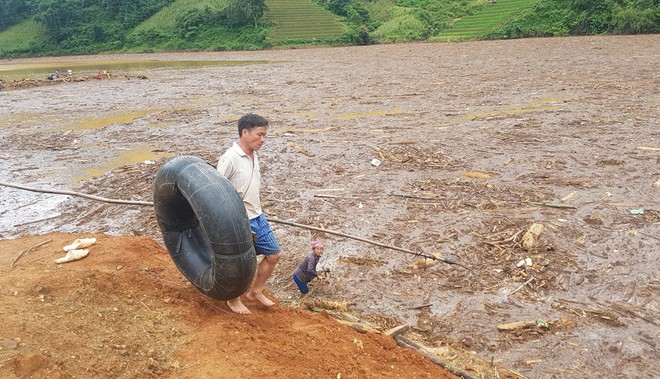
238;113;269;137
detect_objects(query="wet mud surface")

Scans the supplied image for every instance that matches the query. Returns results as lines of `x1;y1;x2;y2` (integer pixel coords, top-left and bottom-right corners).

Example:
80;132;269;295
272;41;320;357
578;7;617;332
1;35;659;378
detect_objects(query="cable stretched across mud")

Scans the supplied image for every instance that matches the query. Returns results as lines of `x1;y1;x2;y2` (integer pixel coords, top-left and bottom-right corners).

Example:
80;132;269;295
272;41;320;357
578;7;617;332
0;180;472;271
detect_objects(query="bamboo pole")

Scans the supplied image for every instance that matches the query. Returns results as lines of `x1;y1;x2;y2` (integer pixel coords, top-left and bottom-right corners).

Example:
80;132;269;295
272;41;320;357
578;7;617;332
0;181;471;269
0;181;151;206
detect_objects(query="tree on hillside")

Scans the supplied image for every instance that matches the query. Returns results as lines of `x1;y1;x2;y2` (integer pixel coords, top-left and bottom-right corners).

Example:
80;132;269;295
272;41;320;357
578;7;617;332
101;0;174;27
0;0;31;32
224;0;267;28
562;0;659;34
611;0;659;34
33;0;83;43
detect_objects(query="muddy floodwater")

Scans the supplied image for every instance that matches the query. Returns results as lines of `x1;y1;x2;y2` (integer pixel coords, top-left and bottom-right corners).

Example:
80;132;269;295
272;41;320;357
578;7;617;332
1;35;659;378
0;60;269;80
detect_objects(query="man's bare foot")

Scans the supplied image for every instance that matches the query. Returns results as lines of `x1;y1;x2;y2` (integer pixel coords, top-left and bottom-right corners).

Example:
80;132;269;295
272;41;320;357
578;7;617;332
246;291;276;307
227;298;251;314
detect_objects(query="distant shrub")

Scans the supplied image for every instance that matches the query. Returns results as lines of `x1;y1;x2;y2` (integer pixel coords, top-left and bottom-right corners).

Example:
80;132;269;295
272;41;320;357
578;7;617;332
491;2;571;38
342;24;373;44
611;5;658;34
371;14;426;41
362;0;411;22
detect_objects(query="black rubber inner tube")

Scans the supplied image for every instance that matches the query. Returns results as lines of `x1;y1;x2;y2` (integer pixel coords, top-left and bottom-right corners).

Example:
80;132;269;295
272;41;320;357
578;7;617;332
153;156;256;300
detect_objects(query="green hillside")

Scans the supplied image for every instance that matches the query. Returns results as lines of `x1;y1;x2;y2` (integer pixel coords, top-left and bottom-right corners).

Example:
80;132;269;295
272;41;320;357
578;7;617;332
121;0;347;50
133;0;228;32
0;0;657;57
265;0;346;44
0;20;46;56
127;0;236;51
434;0;539;41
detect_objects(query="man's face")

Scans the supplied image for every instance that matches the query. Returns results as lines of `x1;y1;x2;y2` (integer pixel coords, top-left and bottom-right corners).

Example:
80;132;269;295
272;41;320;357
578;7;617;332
242;126;268;152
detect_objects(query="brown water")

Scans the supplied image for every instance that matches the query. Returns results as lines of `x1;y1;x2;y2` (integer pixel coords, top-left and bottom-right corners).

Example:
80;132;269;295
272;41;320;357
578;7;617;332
0;59;271;80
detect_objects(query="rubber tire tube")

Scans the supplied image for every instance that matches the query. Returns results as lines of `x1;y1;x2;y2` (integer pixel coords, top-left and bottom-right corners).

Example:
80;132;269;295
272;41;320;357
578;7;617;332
153;155;256;300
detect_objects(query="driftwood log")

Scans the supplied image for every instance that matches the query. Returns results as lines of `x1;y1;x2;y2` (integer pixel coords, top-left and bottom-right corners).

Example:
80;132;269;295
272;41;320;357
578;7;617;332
496;320;540;331
395;335;480;379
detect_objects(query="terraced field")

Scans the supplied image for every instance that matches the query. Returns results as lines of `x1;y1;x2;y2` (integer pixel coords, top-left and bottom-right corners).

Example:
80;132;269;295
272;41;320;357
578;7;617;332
435;0;538;41
132;0;229;33
265;0;346;43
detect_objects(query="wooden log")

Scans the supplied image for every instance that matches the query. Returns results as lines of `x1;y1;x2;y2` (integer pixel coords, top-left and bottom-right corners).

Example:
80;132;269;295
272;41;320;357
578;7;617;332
334;319;381;334
395;335;480;379
496;320;538;331
384;324;410;338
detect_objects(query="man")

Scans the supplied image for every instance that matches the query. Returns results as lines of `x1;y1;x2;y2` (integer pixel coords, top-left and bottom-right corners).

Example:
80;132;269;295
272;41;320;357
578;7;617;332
217;113;282;314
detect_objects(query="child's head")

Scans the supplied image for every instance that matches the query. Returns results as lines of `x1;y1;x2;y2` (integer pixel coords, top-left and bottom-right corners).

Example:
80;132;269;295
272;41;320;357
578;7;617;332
311;240;325;256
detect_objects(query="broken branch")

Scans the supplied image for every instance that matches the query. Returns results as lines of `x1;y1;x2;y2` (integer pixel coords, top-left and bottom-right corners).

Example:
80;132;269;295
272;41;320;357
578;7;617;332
528;202;576;209
408;303;433;310
12;238;52;269
509;277;534;296
395;335;480;379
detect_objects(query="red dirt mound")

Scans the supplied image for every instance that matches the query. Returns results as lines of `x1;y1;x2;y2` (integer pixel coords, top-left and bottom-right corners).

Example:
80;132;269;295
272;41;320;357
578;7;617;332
0;233;456;378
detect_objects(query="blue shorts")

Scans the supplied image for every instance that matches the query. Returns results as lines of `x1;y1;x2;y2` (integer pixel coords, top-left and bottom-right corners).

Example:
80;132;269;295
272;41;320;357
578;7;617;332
249;214;281;256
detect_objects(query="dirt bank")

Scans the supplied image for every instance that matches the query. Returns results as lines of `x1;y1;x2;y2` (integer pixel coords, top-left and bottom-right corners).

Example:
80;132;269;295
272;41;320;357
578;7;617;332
0;233;461;378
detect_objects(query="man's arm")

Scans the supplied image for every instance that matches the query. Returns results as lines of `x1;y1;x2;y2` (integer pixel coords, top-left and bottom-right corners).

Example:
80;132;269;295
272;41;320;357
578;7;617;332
217;155;234;179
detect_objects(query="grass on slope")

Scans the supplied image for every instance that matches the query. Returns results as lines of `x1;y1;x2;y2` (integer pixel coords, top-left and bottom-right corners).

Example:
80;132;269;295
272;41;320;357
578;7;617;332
129;0;228;50
265;0;346;44
434;0;538;41
132;0;228;32
127;0;249;51
0;20;47;57
364;0;427;41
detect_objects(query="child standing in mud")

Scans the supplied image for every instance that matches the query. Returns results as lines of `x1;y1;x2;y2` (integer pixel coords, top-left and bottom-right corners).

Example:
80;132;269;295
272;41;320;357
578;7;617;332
293;240;327;294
